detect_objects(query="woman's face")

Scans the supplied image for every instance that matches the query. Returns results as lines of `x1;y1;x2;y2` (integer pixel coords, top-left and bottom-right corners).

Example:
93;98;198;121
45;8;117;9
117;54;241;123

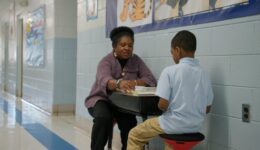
114;35;134;60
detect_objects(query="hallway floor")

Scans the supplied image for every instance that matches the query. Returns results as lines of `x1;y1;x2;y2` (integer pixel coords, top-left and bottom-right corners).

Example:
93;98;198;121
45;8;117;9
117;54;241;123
0;91;121;150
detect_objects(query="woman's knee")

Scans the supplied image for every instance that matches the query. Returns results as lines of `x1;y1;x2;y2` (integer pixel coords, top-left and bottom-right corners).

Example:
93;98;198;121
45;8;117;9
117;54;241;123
94;116;113;125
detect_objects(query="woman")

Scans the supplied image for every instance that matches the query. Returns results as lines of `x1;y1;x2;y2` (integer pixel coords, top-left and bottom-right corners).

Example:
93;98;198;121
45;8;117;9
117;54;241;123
85;26;156;150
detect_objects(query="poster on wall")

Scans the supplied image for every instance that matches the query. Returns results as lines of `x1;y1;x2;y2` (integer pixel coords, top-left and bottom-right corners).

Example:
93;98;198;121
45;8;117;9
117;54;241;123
106;0;260;36
86;0;98;21
25;6;45;67
117;0;153;27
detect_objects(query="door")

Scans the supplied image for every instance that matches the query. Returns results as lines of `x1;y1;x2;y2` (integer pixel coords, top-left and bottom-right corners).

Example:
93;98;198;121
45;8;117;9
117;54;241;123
16;17;23;97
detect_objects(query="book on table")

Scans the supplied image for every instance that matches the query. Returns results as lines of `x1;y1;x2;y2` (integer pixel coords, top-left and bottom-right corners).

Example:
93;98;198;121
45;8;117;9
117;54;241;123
127;86;156;96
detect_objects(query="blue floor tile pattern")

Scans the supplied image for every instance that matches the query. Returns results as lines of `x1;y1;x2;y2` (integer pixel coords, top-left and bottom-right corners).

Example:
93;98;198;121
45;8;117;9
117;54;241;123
0;98;78;150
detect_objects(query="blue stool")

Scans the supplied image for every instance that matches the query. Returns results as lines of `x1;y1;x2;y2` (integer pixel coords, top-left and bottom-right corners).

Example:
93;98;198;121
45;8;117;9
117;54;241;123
160;133;204;150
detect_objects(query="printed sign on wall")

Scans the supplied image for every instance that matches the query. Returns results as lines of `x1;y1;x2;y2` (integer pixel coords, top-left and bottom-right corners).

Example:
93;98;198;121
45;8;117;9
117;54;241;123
86;0;98;21
117;0;153;27
25;6;45;67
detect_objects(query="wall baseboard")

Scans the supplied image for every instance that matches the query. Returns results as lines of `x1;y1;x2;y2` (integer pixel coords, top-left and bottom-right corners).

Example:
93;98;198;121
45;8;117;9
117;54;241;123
52;104;75;115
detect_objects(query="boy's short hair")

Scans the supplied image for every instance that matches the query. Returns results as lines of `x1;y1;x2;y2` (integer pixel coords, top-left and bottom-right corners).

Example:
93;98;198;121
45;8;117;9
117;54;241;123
110;26;134;48
171;30;196;52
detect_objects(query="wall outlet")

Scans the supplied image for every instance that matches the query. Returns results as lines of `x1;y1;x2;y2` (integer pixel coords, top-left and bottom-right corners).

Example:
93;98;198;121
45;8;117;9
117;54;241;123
242;104;250;123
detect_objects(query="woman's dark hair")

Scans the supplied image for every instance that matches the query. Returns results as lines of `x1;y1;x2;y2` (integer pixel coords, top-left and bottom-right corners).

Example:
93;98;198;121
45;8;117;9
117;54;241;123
110;26;134;48
171;30;196;52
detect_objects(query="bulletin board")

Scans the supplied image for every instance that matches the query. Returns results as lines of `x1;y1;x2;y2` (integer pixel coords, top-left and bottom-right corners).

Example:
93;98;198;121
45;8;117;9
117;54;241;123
25;6;45;67
106;0;260;36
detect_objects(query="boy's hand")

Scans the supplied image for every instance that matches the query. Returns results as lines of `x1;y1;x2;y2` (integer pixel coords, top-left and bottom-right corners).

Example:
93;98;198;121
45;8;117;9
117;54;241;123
158;98;169;112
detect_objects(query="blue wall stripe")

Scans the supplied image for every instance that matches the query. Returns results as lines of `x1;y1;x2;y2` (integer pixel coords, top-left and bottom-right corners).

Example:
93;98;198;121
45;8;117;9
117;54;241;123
0;98;78;150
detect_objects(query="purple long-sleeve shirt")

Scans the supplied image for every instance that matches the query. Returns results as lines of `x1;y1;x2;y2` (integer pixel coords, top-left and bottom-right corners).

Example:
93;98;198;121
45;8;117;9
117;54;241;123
85;52;157;108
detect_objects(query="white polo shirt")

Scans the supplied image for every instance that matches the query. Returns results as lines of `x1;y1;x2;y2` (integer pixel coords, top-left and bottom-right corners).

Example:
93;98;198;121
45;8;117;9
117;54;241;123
156;57;213;134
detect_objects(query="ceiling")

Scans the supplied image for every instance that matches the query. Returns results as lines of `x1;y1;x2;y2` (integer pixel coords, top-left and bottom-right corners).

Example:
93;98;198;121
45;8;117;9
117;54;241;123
0;0;10;11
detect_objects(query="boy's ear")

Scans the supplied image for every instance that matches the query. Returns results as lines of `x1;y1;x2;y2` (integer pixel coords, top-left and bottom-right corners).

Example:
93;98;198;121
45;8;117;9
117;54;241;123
175;47;181;55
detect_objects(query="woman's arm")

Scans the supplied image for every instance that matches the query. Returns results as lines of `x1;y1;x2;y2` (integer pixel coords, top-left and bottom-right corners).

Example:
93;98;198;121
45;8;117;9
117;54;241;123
107;79;117;91
96;57;116;92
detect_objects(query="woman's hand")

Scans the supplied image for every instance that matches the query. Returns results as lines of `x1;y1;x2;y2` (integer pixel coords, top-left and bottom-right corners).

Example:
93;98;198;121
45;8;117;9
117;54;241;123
107;79;117;91
118;80;136;93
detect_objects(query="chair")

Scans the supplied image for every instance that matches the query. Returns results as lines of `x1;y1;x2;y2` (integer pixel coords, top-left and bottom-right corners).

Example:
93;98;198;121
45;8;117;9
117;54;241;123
159;133;204;150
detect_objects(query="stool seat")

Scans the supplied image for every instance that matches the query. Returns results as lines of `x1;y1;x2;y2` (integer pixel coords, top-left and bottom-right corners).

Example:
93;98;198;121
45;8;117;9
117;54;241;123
160;132;204;141
159;133;205;150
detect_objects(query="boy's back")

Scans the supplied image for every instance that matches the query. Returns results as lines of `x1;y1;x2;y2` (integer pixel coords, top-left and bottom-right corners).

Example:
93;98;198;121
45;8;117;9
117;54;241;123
127;30;214;150
156;57;213;134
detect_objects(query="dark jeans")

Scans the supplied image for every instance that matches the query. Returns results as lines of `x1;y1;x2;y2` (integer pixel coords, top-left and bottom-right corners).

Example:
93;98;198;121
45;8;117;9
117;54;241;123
88;100;137;150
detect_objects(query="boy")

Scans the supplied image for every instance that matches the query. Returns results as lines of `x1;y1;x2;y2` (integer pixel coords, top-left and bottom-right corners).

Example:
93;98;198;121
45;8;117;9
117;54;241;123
127;30;214;150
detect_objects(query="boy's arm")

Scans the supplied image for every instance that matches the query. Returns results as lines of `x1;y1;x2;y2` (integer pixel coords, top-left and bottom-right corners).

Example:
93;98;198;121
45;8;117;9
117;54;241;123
206;106;211;114
158;98;169;112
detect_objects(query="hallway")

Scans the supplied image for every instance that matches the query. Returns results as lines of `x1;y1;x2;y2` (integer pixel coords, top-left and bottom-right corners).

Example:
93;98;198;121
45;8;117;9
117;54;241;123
0;91;120;150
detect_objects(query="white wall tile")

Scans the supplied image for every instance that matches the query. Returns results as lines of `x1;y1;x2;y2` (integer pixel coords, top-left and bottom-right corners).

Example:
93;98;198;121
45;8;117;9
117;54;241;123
76;86;91;119
211;22;255;55
252;88;260;122
249;123;260;149
230;55;260;87
143;57;171;79
27;0;45;11
135;35;156;57
154;33;173;57
45;0;54;5
91;27;106;43
229;118;259;150
45;4;54;39
193;28;211;55
253;21;260;53
208;142;235;150
212;85;253;118
55;27;77;38
54;0;77;38
207;115;230;146
193;140;208;150
199;56;230;85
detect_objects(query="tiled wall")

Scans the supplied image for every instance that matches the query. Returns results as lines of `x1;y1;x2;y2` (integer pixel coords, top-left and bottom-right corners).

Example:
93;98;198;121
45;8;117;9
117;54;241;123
0;0;55;110
0;0;77;113
76;0;108;119
52;0;77;112
3;3;17;96
22;0;77;113
76;0;260;149
22;0;55;112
